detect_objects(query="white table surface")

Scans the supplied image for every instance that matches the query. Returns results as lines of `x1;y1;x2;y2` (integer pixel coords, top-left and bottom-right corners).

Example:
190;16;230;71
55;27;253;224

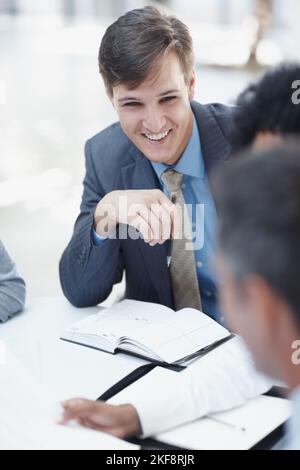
0;296;147;402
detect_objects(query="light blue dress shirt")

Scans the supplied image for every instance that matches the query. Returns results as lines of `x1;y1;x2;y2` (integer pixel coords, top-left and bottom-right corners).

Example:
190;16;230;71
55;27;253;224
151;117;219;319
93;116;220;319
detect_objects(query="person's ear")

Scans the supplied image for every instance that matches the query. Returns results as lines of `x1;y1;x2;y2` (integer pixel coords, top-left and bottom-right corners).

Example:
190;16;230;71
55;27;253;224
252;131;283;150
187;69;196;101
243;275;280;340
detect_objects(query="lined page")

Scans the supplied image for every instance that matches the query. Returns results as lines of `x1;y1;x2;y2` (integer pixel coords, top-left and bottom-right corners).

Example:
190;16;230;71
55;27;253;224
127;309;230;363
62;299;174;345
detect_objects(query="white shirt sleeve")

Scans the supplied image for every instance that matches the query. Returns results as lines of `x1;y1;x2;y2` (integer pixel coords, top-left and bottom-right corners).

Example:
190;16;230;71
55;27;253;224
109;336;274;437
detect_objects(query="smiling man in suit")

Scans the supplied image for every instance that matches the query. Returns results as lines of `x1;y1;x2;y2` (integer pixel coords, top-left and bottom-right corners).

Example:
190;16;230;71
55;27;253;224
59;6;233;321
58;7;273;440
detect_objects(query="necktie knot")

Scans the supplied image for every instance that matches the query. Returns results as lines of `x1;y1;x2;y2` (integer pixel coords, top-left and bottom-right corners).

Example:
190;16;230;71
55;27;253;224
161;169;183;194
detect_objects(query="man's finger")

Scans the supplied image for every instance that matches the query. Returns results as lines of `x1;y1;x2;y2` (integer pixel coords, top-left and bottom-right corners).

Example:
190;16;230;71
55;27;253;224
59;398;101;423
148;207;163;244
62;398;93;413
62;399;121;428
156;190;174;207
130;214;154;241
152;202;173;241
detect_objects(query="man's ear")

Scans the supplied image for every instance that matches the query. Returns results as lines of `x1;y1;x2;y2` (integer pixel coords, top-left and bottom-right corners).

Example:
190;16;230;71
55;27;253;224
188;69;196;101
243;275;280;338
252;131;283;150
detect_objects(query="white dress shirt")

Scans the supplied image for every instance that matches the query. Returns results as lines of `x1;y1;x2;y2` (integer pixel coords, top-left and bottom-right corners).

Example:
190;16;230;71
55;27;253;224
109;336;273;437
283;386;300;450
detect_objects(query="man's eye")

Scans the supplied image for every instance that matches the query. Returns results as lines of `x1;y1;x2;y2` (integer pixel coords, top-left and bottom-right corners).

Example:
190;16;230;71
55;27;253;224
161;96;177;103
123;102;140;107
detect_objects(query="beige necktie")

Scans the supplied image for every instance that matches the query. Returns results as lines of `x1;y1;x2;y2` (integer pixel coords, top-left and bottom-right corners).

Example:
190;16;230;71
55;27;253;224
161;169;202;311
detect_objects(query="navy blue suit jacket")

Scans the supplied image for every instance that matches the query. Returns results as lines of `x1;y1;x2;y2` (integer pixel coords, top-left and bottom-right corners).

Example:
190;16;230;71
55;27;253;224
59;101;233;308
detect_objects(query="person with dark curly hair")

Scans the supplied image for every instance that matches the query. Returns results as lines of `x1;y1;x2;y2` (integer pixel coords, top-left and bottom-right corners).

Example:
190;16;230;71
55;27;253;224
231;63;300;152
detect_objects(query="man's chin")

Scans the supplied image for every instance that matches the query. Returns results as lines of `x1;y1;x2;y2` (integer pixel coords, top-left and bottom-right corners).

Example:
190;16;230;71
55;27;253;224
135;139;178;164
147;153;176;165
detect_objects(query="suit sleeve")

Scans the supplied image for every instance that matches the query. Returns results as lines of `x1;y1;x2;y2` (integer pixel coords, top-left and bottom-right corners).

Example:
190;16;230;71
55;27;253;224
59;139;124;307
0;241;26;322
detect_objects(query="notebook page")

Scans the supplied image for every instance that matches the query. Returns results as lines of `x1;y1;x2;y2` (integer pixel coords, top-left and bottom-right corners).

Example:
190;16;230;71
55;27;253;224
0;350;138;450
126;309;230;363
155;395;291;450
62;299;174;345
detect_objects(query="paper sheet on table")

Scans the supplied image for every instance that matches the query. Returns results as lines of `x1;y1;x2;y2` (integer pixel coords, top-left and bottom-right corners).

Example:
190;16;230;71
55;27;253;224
0;349;139;450
155;395;291;450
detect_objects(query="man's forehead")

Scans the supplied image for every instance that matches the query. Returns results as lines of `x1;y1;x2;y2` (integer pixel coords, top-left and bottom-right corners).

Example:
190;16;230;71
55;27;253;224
113;53;186;100
115;86;182;103
113;78;184;102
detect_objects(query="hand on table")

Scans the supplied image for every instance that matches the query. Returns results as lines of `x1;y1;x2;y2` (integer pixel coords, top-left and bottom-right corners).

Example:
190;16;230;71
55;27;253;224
58;399;141;439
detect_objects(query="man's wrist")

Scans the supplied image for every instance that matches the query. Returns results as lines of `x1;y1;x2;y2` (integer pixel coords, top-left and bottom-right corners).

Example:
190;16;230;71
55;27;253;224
94;192;118;237
118;404;142;437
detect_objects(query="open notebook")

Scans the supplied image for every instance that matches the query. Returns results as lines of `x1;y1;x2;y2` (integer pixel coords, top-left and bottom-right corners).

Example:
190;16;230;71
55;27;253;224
61;300;232;366
155;395;291;450
0;349;139;450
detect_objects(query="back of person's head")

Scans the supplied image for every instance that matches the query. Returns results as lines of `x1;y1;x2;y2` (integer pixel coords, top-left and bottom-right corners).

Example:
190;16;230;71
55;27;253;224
214;142;300;330
231;63;300;152
98;6;194;96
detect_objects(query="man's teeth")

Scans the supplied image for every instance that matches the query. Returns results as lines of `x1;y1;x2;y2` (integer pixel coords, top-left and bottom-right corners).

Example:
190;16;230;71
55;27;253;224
144;129;170;141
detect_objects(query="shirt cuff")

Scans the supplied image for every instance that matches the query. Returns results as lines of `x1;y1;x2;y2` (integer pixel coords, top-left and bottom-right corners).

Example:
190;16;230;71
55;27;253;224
109;368;200;438
92;229;109;246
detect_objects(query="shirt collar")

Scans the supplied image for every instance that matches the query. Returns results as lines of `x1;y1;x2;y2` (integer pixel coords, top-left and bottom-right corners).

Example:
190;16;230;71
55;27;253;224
151;115;205;183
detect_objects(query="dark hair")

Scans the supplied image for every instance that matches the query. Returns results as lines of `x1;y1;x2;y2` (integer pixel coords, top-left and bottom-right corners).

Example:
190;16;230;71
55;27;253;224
98;6;194;96
214;143;300;328
231;62;300;152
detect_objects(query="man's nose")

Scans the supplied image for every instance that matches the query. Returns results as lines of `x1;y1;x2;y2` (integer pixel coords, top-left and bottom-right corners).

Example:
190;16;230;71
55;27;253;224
142;107;167;133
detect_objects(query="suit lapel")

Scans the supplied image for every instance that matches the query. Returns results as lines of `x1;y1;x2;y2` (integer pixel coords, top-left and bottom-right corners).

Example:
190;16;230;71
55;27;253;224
191;101;231;181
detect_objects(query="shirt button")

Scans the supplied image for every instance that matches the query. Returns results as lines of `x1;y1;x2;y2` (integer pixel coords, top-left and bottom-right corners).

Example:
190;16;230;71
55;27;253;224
205;290;212;297
197;261;203;268
182;183;186;189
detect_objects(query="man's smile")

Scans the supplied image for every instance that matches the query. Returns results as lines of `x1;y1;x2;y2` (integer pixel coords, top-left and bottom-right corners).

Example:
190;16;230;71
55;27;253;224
142;128;172;143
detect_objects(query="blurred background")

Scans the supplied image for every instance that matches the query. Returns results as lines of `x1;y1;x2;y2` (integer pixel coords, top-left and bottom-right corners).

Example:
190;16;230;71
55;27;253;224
1;0;299;301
